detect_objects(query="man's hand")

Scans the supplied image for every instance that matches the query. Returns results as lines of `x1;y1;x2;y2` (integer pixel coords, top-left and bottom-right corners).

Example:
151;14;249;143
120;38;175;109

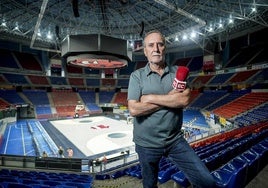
167;88;191;108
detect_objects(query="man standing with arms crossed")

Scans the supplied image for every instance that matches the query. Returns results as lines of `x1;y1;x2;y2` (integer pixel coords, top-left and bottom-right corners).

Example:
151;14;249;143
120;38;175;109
127;30;215;188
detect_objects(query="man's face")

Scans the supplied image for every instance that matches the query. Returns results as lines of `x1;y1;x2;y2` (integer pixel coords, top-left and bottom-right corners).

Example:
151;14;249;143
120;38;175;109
144;32;166;64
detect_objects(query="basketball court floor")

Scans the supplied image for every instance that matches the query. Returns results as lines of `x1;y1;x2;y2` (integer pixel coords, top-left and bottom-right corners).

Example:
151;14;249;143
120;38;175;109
49;116;135;157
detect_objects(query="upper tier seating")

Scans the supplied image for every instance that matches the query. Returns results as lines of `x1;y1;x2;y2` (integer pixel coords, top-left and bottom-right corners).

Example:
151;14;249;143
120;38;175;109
2;73;29;85
13;51;42;71
50;76;67;85
213;92;268;119
102;79;116;87
86;79;100;87
0;89;25;104
187;56;203;72
208;72;234;85
225;46;261;68
28;75;50;85
68;78;84;86
189;90;228;109
190;75;214;87
248;68;268;83
227;69;259;84
248;46;268;65
205;89;251;111
66;65;83;74
173;57;191;66
189;89;200;103
0;49;19;69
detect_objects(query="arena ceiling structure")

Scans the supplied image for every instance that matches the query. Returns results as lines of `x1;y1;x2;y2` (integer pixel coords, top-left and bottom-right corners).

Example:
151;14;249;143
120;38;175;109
0;0;268;55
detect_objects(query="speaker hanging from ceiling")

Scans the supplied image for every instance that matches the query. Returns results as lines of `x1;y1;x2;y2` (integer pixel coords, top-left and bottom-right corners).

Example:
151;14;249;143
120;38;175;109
72;0;80;17
55;25;61;50
140;21;144;37
55;25;60;39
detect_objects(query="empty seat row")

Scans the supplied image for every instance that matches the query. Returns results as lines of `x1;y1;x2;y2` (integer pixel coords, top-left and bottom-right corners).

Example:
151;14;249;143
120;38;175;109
172;138;268;188
0;169;93;188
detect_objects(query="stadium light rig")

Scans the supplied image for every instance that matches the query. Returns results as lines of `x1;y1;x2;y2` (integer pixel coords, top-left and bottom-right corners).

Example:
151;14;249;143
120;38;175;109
61;34;132;69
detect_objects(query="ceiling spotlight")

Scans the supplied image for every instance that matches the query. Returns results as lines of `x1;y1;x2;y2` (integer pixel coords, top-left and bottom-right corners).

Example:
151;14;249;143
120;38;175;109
1;22;7;27
190;31;196;38
46;31;52;39
37;29;42;37
0;21;8;31
182;34;188;40
175;36;179;41
228;15;234;24
12;22;22;33
207;25;214;32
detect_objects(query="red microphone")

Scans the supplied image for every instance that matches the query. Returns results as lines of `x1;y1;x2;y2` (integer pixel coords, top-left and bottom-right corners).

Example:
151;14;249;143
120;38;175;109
172;66;189;91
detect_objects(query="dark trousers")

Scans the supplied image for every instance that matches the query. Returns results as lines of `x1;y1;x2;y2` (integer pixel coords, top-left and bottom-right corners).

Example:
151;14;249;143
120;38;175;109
135;136;216;188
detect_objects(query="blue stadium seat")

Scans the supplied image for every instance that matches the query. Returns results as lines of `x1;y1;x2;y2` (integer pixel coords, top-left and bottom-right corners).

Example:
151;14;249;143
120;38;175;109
41;180;62;187
111;170;126;179
250;145;268;171
212;156;248;188
240;150;261;184
21;179;41;185
0;177;18;183
158;165;178;184
133;170;142;179
95;174;110;180
124;164;140;176
64;182;92;188
211;168;234;188
5;182;33;188
31;185;50;188
171;171;190;188
55;185;77;188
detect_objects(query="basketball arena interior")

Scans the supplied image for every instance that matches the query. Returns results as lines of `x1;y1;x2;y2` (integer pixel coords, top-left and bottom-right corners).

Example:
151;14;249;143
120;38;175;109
0;1;268;188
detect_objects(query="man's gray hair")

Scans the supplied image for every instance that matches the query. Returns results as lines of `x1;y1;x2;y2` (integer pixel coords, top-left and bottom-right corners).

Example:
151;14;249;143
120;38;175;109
143;30;166;47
